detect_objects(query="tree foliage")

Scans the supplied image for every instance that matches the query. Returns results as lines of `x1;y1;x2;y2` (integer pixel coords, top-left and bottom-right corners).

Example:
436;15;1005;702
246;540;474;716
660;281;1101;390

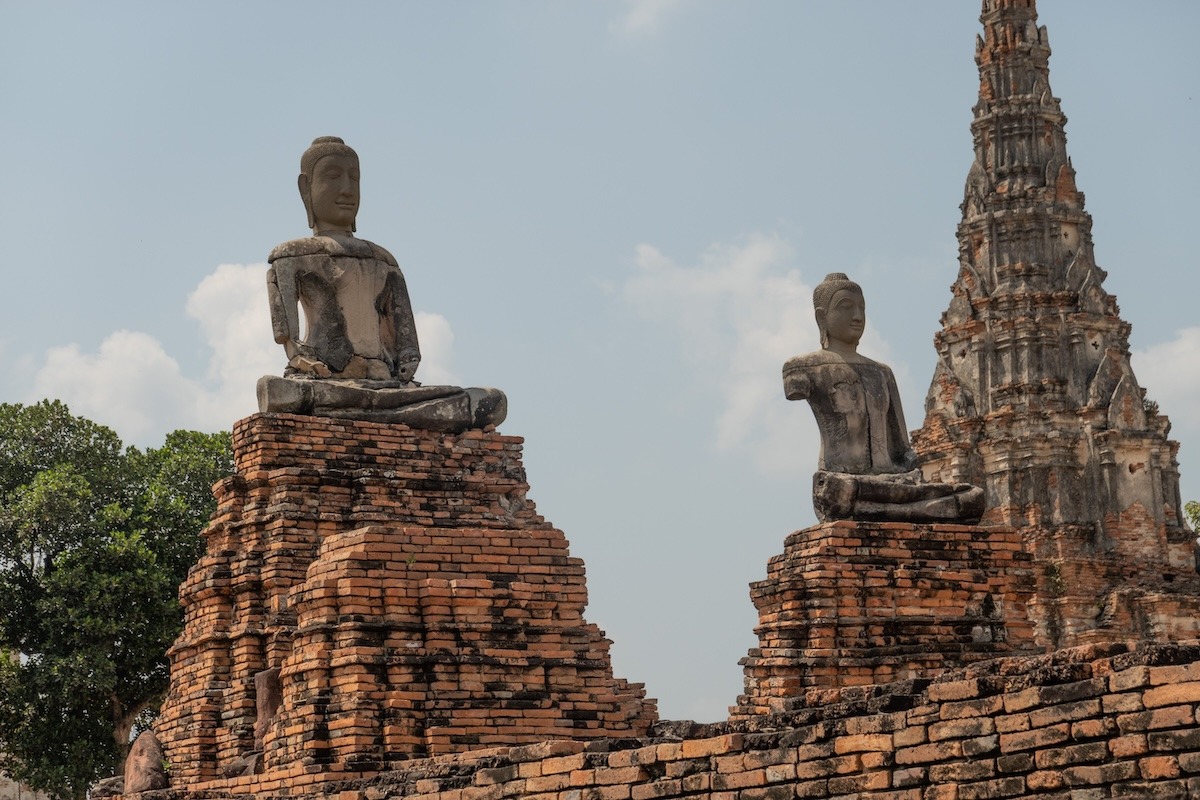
1187;500;1200;532
0;401;232;800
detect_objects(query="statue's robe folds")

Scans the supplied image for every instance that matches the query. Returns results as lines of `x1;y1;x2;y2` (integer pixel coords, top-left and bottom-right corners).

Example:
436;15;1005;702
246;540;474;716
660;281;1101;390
259;235;506;433
783;351;983;523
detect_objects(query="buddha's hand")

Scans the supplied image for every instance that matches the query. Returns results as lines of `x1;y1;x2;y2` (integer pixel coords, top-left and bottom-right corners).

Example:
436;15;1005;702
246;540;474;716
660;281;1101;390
395;357;420;383
287;354;333;379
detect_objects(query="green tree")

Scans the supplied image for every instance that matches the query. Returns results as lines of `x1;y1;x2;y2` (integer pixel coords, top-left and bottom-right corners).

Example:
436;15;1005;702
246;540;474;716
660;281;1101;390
1187;500;1200;531
0;401;232;800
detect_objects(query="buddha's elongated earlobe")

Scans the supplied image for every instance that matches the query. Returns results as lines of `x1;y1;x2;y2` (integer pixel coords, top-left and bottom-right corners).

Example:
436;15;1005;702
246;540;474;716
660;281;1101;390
298;173;315;232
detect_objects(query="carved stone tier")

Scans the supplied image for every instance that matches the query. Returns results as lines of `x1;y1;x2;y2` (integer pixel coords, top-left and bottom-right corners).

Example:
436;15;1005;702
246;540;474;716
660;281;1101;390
732;520;1037;720
154;413;655;784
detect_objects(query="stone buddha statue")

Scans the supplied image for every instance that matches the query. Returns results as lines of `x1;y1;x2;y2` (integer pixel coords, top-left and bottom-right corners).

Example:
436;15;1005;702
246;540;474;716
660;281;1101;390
257;136;506;431
784;273;983;523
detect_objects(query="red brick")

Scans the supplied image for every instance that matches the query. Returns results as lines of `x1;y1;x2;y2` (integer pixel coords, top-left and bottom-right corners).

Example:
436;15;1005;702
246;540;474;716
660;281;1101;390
1109;666;1151;692
929;760;996;782
940;695;1004;720
1117;706;1195;733
895;741;963;765
1070;717;1117;740
827;770;890;794
1033;741;1108;769
1143;681;1200;708
680;734;743;758
834;733;893;753
630;779;681;800
999;723;1070;753
1140;755;1182;780
1062;761;1140;786
928;678;983;703
1110;733;1149;759
1028;699;1101;728
1026;770;1064;791
929;718;996;742
956;777;1026;799
893;725;928;747
1148;662;1200;686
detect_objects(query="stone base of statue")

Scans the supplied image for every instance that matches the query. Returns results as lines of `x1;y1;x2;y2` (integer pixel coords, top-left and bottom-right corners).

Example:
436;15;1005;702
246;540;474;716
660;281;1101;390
256;374;507;432
731;519;1038;720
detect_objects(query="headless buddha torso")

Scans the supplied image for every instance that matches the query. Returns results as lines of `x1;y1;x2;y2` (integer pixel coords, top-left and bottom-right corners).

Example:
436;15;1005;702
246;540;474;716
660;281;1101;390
783;349;982;522
268;234;418;381
784;351;916;475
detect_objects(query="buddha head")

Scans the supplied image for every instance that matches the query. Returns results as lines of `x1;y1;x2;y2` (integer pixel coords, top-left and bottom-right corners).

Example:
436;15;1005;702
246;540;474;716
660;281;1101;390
812;272;865;350
298;136;360;235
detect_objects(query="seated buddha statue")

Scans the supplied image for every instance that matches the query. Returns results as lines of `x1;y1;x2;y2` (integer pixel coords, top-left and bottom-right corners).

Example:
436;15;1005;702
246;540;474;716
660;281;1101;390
257;136;506;432
783;273;983;523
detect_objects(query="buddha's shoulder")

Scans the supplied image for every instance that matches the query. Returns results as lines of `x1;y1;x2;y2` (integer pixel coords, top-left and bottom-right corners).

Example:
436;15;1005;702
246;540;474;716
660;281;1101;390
784;350;893;375
783;350;846;372
269;236;399;266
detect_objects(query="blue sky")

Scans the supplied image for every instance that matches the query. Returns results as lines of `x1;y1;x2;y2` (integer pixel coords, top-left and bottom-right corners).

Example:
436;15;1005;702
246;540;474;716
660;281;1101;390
2;1;1197;722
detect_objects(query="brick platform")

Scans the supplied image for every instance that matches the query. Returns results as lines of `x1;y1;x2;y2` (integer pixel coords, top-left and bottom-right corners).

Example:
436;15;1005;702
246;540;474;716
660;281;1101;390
733;521;1039;719
153;413;655;784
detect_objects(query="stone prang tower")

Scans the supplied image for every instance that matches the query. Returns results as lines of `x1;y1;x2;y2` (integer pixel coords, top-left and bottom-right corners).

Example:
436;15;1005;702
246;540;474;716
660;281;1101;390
914;0;1199;648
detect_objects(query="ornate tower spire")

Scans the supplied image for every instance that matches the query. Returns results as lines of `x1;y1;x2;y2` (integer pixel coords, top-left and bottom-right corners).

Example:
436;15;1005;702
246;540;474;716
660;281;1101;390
914;0;1198;646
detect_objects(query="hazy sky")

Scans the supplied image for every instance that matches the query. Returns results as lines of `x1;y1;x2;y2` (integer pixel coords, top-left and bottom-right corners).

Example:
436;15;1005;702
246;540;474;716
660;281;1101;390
2;1;1197;723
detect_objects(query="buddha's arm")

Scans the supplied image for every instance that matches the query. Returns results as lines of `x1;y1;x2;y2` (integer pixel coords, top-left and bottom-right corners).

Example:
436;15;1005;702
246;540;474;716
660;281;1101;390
388;270;421;382
783;360;812;401
267;262;301;350
884;366;919;470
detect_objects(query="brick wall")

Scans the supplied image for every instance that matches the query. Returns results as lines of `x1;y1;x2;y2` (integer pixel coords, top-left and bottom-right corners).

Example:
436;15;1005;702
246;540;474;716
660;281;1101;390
134;641;1200;800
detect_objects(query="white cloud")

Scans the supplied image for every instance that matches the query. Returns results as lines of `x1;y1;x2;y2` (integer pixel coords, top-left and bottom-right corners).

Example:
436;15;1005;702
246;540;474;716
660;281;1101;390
1134;326;1200;436
623;234;896;473
31;331;199;445
413;312;459;387
184;263;281;433
27;263;458;446
613;0;686;37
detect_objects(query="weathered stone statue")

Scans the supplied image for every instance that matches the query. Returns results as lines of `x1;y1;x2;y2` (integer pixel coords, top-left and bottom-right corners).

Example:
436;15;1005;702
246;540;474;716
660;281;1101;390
258;136;506;431
784;273;983;523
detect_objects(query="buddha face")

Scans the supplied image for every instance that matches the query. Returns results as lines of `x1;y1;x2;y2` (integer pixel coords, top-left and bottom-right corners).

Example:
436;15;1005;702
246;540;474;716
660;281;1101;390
305;153;360;234
821;288;865;348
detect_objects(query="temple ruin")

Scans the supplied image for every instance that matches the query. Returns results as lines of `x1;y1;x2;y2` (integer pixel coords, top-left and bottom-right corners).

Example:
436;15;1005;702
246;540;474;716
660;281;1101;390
108;2;1200;799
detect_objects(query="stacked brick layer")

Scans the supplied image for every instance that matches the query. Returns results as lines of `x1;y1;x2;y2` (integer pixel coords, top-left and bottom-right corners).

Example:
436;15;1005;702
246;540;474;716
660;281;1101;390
269;524;655;769
734;521;1038;717
154;413;654;784
130;641;1200;799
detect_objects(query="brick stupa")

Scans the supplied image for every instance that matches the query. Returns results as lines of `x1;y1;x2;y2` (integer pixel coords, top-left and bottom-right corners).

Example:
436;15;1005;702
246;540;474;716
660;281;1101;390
153;414;655;783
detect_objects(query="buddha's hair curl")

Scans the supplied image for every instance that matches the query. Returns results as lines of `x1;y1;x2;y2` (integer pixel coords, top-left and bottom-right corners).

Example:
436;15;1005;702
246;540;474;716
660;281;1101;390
300;136;358;176
812;272;862;313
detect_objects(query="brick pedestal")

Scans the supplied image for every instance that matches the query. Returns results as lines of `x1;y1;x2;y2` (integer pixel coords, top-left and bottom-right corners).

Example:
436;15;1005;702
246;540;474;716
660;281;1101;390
154;413;655;784
732;520;1038;719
